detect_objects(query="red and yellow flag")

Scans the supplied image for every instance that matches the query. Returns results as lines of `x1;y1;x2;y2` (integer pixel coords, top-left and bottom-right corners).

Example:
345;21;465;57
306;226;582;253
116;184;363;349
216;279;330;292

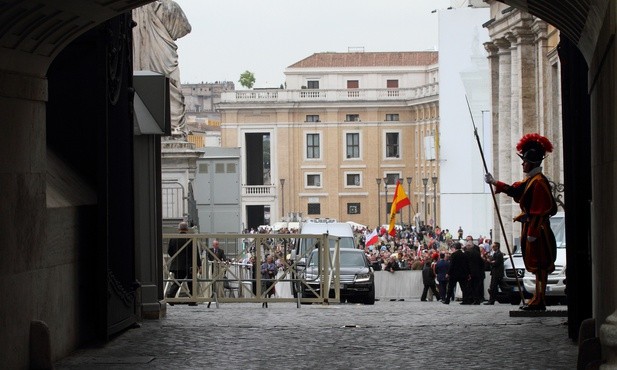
387;179;411;236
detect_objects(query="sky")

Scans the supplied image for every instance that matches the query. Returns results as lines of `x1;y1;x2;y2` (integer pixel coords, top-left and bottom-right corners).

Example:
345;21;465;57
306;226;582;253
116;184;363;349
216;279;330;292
174;0;452;88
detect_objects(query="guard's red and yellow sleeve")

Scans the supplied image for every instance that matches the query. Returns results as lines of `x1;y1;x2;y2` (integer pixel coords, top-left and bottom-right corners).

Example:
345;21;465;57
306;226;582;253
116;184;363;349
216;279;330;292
494;181;508;193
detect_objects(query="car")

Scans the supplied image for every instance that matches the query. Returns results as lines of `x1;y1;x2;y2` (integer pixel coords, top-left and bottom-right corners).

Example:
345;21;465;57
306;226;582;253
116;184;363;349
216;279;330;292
501;211;567;305
301;248;375;305
290;219;356;297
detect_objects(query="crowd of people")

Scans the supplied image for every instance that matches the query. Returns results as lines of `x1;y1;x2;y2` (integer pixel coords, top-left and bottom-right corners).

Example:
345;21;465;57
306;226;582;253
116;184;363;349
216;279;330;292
238;223;504;304
167;220;511;305
352;224;505;304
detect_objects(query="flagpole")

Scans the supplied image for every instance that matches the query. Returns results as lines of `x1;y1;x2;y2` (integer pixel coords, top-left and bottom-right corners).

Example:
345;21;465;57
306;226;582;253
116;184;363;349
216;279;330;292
465;96;526;305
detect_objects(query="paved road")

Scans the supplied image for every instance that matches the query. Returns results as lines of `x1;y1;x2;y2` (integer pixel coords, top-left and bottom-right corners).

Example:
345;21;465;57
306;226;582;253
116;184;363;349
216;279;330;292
56;301;576;369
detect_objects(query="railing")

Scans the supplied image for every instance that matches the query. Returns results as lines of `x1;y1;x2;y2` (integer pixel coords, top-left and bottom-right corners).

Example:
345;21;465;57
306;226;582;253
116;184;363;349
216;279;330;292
220;84;439;104
242;184;276;196
162;182;185;219
163;233;340;307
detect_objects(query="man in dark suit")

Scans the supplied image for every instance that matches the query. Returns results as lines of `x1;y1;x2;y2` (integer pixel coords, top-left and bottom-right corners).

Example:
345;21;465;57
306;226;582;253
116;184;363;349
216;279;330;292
466;242;486;304
443;242;470;304
209;239;227;261
485;242;510;304
167;221;200;303
208;239;227;299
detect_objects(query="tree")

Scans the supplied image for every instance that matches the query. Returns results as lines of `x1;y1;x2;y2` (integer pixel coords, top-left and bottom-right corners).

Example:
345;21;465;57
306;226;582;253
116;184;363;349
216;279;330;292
238;70;255;89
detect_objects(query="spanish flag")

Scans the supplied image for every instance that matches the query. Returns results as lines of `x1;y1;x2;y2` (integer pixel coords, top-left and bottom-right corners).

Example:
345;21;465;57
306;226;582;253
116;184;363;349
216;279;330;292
387;179;411;236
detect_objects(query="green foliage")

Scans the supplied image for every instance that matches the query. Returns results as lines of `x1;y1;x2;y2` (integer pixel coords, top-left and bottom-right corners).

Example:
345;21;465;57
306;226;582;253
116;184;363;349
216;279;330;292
238;70;256;89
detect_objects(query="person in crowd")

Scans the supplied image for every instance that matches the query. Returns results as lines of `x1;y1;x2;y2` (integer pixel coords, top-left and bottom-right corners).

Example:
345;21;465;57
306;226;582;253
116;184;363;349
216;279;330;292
166;221;200;305
444;242;470;304
397;252;409;270
421;254;441;301
207;239;227;298
481;238;492;254
368;253;382;271
485;133;558;311
208;239;227;261
384;256;399;273
261;254;277;307
435;253;450;302
444;229;452;242
457;226;464;240
466;241;486;304
485;242;510;304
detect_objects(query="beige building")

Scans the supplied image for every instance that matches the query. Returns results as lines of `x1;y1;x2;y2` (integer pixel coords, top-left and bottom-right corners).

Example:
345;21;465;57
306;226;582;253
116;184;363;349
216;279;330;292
218;51;441;230
483;3;564;245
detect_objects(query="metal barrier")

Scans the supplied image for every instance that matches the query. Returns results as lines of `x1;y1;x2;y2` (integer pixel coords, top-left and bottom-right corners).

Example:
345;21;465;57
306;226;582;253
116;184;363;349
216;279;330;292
163;233;341;307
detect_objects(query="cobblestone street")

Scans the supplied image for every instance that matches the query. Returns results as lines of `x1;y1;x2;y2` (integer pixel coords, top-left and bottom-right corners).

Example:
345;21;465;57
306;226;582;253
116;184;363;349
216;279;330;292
56;301;575;369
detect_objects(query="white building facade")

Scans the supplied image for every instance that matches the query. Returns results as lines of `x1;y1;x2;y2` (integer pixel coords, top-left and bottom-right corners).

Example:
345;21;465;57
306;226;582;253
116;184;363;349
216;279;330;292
437;5;493;239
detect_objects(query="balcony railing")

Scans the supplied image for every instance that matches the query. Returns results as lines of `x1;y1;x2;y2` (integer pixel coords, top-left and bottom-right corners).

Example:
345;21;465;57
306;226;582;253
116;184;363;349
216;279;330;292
220;84;438;104
242;184;276;196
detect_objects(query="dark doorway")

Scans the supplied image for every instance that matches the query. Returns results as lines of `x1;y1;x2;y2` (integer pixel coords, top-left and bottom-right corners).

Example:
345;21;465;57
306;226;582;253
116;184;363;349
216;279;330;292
245;133;270;185
246;205;266;230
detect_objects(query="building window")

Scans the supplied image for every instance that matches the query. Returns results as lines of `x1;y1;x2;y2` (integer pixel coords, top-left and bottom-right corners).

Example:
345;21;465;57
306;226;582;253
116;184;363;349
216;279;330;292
386;132;400;158
345;114;360;122
424;134;436;160
307;80;319;89
347;203;361;214
385;114;399;121
306;173;321;187
347;80;359;89
347;80;359;98
386;80;399;88
346;173;361;187
306;133;320;159
385;173;400;186
308;203;321;215
346;133;360;158
306;115;320;122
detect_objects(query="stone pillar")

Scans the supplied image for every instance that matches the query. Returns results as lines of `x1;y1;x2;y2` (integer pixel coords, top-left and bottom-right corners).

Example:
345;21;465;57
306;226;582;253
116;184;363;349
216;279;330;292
513;26;539;136
494;37;513;244
0;70;48;369
508;31;523;247
484;41;500;239
507;32;521;167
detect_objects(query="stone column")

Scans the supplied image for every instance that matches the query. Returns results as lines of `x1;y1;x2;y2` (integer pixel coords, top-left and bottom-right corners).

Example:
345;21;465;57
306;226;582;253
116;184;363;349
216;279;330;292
506;31;521;176
513;25;539;136
494;37;513;244
484;41;501;239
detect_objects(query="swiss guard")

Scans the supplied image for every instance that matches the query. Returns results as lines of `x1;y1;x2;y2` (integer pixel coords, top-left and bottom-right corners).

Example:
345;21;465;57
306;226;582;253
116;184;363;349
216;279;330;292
484;133;558;311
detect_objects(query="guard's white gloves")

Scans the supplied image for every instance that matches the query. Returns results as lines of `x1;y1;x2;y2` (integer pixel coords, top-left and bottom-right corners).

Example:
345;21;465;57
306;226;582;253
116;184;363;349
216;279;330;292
484;173;496;185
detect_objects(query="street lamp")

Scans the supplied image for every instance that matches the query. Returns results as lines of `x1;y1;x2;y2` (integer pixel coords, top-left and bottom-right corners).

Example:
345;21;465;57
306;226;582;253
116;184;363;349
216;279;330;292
431;176;438;227
376;178;382;227
422;178;428;226
280;179;285;220
406;177;412;227
383;177;388;227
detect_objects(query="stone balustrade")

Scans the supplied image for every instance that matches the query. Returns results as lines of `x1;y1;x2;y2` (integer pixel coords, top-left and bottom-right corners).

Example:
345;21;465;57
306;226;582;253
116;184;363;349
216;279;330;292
220;84;439;104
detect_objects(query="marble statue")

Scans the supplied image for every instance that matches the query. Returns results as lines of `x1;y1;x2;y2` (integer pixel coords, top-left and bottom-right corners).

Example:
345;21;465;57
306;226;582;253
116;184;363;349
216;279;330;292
133;0;191;133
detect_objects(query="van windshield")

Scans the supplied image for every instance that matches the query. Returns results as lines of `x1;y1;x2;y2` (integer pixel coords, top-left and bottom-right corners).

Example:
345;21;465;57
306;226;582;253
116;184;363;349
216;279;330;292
308;250;366;267
299;236;355;256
